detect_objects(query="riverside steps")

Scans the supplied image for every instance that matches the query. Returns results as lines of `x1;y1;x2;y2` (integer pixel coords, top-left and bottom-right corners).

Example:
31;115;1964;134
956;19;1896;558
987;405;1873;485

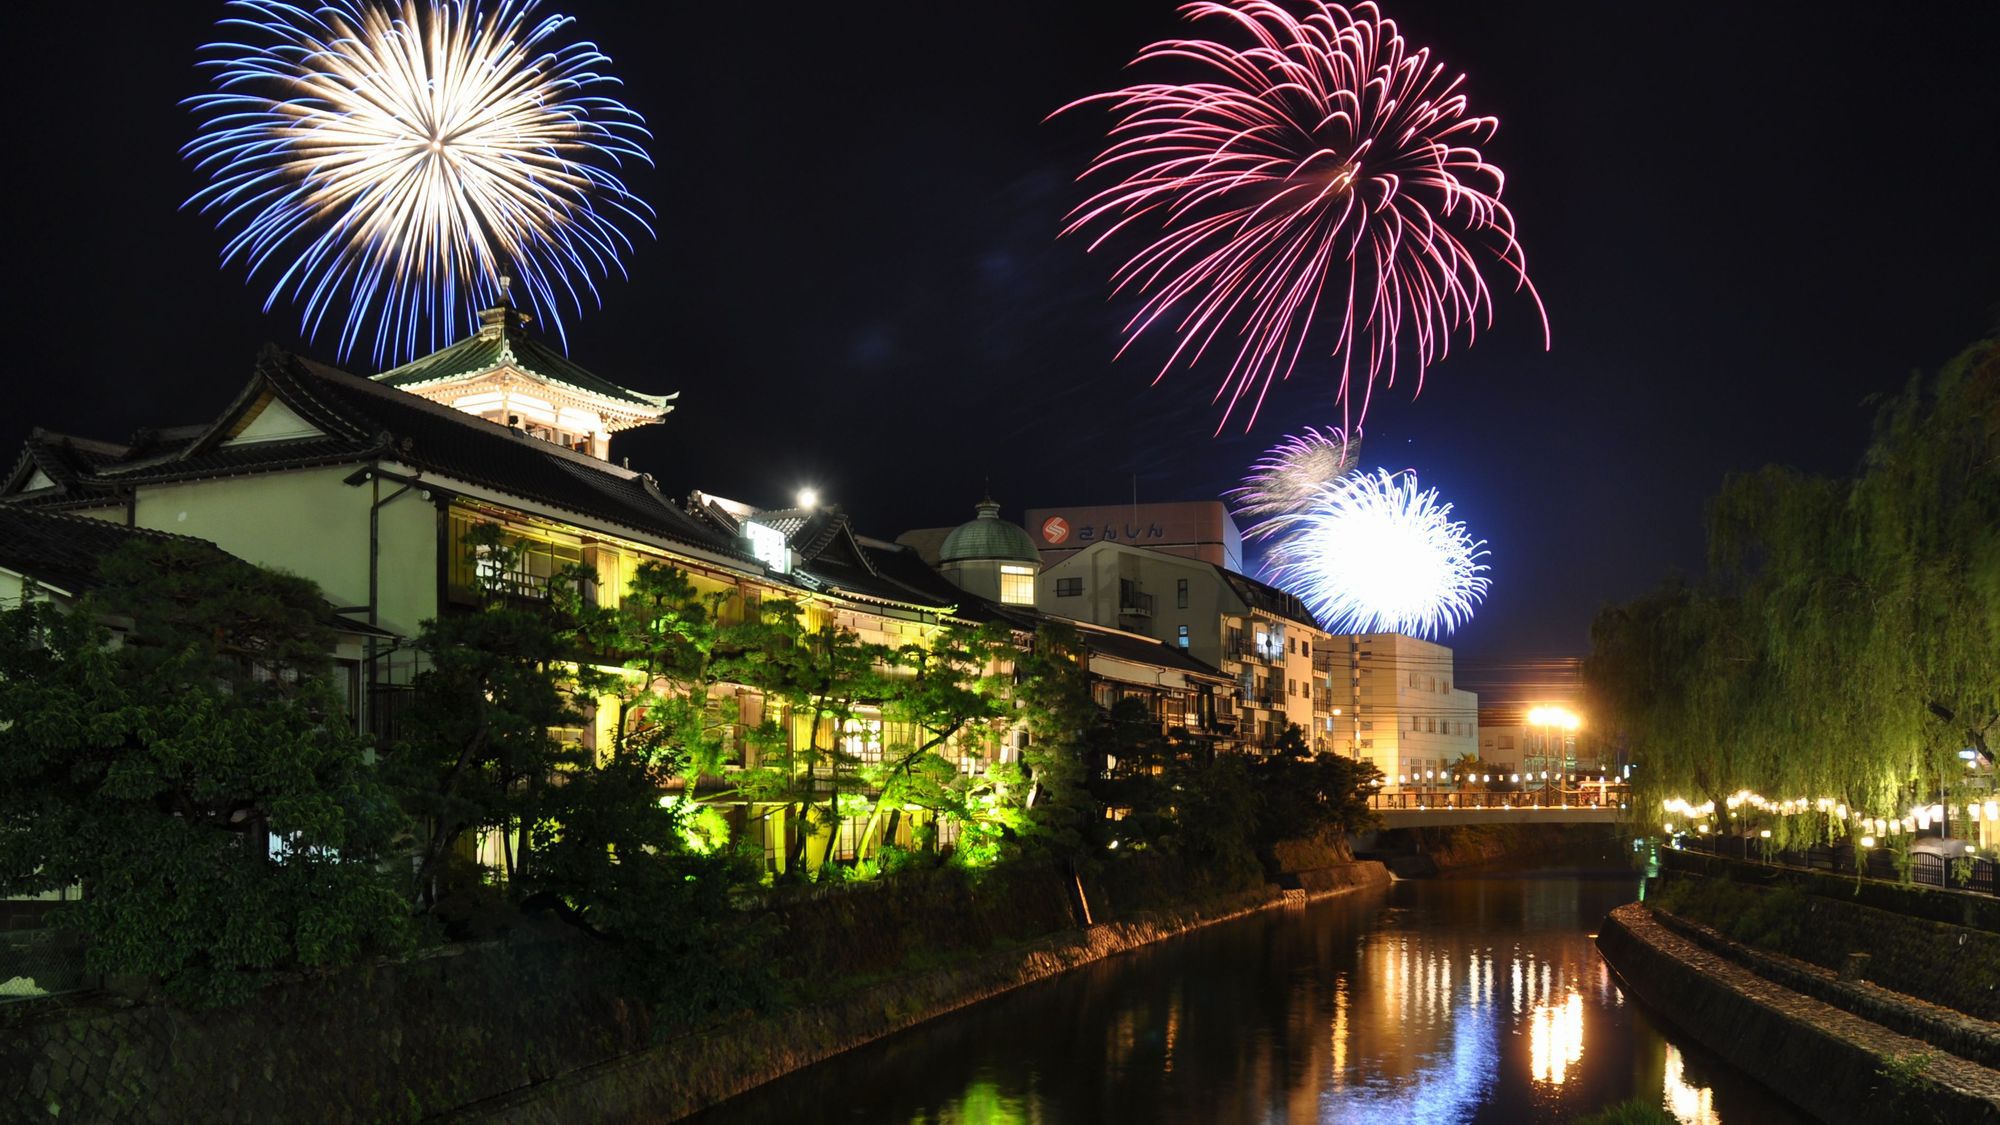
1597;856;2000;1123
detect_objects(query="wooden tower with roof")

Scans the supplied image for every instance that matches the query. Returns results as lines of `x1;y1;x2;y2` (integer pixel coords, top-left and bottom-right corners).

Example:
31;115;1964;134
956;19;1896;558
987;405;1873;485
370;289;675;461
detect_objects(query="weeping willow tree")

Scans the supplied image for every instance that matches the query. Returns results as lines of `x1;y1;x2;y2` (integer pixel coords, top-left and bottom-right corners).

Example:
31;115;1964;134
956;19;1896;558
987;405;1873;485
1588;339;1998;854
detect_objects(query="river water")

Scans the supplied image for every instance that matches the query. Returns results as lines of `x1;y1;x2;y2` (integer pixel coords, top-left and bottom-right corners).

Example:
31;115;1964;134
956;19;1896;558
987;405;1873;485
688;868;1809;1124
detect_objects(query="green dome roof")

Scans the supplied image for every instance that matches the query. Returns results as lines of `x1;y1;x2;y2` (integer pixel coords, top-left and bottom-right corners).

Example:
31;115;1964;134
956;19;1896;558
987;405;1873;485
939;499;1041;564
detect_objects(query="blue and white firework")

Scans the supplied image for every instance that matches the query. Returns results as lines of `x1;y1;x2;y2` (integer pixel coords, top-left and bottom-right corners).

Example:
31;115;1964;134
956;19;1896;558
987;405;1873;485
1262;468;1489;638
184;0;654;364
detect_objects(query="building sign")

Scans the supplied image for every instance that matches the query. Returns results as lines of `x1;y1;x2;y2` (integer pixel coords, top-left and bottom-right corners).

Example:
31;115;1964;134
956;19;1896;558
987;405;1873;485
1063;521;1165;545
1024;500;1244;571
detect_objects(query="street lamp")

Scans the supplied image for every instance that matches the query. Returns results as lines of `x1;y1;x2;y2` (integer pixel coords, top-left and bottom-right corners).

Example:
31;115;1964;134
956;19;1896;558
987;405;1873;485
1527;706;1583;795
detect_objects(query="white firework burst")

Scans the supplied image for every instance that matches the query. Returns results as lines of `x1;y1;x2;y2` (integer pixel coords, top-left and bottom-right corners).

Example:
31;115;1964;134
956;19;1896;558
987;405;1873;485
1263;468;1489;637
1228;427;1360;538
184;0;654;363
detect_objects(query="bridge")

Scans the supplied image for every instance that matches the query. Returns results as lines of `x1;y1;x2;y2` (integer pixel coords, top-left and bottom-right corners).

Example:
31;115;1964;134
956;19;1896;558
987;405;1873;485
1366;785;1629;828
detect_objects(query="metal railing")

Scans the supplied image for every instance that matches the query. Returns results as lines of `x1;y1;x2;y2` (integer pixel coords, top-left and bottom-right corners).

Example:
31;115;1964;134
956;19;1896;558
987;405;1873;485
1118;590;1155;616
1369;784;1629;811
1676;834;1997;898
0;927;92;1005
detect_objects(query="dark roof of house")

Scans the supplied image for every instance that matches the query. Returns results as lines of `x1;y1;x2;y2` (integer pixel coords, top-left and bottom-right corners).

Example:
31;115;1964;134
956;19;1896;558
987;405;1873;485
1216;564;1318;628
79;348;750;564
1074;622;1234;683
0;506;394;637
371;307;673;411
1;429;133;507
0;507;207;594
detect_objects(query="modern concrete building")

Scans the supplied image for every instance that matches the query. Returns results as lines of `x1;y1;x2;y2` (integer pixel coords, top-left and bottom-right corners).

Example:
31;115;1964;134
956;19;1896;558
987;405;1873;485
1034;539;1327;751
1314;632;1478;790
1479;709;1611;783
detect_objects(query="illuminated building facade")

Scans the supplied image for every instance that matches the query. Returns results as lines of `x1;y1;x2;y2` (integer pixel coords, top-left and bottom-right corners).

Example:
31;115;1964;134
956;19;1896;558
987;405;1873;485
1032;539;1326;751
1313;632;1478;789
0;308;1010;874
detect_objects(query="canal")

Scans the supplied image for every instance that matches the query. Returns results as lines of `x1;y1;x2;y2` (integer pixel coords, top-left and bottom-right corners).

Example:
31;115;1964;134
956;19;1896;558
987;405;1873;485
688;866;1808;1123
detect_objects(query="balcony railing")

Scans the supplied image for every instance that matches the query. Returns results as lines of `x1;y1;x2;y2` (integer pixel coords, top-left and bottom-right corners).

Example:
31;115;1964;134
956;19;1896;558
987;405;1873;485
1119;590;1155;617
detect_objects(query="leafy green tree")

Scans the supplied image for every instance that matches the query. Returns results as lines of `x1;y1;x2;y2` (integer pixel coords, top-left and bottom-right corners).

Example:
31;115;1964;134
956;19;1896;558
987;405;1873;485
714;597;891;878
1250;750;1381;857
1588;339;1999;854
0;540;410;1005
853;621;1015;867
390;534;770;1021
388;526;587;907
1000;621;1099;859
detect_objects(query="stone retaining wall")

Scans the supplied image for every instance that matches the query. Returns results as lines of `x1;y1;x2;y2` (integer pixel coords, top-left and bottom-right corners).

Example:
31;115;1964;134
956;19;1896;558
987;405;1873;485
1597;903;2000;1124
1649;908;2000;1068
451;863;1391;1123
2;862;1390;1124
1657;855;2000;1020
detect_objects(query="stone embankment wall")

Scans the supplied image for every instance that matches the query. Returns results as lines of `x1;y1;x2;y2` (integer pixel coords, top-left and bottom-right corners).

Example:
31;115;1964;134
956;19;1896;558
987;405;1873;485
1597;904;2000;1124
1658;851;2000;1020
2;860;1390;1124
4;935;649;1125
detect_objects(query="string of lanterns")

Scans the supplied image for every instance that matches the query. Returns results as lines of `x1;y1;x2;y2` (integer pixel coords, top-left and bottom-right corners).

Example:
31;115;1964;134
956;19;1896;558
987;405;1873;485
1657;790;1996;852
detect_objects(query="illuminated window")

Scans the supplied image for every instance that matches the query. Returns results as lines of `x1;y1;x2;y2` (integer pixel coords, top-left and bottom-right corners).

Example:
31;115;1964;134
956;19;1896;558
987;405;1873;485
1177;624;1189;649
840;718;882;765
999;564;1036;605
746;522;789;574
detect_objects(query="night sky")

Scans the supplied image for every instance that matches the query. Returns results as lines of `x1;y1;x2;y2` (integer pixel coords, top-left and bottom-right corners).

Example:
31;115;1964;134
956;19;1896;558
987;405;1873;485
8;2;1997;707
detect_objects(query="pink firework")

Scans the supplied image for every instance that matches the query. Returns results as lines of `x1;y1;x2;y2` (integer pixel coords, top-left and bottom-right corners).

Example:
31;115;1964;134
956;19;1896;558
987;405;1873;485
1060;0;1547;431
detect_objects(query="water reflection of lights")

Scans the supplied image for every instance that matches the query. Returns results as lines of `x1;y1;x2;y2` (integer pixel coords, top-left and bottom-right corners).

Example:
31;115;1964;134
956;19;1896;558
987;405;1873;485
1329;976;1348;1088
1664;1044;1720;1124
1529;990;1586;1085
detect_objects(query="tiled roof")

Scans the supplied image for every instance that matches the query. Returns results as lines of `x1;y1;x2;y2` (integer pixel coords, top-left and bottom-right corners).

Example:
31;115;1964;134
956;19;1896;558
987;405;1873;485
2;429;133;507
1217;565;1318;628
372;308;674;412
1072;621;1234;683
92;349;750;564
0;508;215;594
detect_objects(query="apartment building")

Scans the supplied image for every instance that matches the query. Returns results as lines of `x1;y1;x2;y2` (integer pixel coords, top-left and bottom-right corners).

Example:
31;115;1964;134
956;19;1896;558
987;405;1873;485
1034;538;1326;750
1313;632;1478;789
